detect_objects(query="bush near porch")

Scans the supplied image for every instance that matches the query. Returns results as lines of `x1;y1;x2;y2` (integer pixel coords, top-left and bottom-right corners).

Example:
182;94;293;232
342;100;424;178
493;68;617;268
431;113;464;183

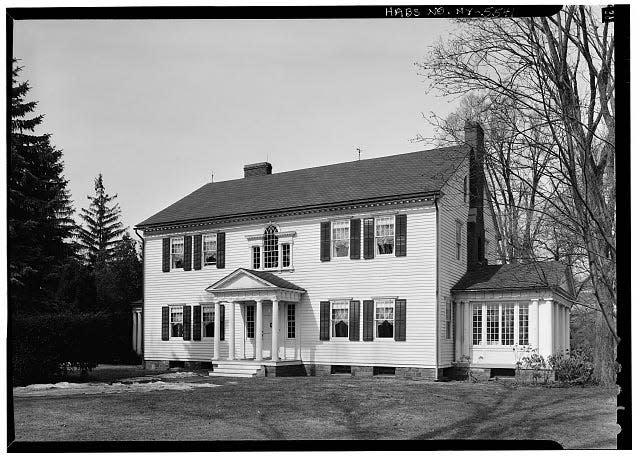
12;375;617;448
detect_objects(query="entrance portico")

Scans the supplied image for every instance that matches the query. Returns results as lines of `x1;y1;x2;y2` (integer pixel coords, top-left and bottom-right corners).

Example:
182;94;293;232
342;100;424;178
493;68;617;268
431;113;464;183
205;268;306;363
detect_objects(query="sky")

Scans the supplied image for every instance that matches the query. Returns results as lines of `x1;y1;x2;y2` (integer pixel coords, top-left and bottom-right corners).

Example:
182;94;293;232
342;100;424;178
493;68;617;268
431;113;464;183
13;18;460;233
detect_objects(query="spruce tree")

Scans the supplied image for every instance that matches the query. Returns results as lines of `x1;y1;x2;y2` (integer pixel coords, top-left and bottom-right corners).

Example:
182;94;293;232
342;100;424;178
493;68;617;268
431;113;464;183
9;60;76;313
78;174;126;265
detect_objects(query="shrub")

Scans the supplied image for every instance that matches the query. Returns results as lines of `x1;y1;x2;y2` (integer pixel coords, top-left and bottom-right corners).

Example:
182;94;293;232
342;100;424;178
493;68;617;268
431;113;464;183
11;311;138;386
547;348;594;385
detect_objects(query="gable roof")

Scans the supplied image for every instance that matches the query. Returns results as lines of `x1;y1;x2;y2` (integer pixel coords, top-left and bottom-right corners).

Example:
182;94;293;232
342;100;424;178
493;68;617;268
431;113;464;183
452;262;574;297
206;268;306;292
136;145;470;228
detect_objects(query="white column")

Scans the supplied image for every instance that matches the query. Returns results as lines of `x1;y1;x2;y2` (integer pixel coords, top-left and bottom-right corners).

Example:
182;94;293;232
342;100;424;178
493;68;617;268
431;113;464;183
538;299;554;358
554;302;560;354
228;302;236;360
454;302;462;361
136;312;142;355
255;300;263;361
272;300;280;361
565;306;571;356
529;299;539;350
462;301;470;358
213;301;221;360
132;312;137;351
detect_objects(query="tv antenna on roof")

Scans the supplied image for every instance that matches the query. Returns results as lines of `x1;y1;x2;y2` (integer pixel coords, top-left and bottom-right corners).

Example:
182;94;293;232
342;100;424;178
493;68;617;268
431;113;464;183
356;147;362;161
211;171;214;183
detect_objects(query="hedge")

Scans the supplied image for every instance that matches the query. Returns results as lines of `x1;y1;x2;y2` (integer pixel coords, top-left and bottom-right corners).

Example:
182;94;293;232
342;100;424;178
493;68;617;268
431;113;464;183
11;311;139;386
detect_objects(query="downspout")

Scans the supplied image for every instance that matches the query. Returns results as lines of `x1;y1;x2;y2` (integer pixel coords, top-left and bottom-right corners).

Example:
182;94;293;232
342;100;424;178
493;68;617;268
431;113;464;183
134;227;145;365
434;198;440;375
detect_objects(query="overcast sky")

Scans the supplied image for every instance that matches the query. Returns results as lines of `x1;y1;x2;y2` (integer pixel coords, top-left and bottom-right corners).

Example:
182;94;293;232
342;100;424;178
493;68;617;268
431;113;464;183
14;18;459;232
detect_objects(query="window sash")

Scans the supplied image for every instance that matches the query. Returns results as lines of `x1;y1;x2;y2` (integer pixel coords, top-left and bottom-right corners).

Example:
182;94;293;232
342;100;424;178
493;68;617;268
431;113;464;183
331;301;349;338
445;300;452;339
202;307;215;338
486;304;500;345
252;246;261;270
203;235;217;265
332;221;350;257
375;217;395;255
282;243;291;268
519;304;529;345
171;238;184;269
170;307;183;338
502;305;515;345
375;300;394;338
472;304;482;345
263;226;279;269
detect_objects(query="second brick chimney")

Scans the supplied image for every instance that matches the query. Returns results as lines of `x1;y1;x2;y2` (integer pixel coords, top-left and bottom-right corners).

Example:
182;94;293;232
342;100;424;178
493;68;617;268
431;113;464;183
464;121;486;270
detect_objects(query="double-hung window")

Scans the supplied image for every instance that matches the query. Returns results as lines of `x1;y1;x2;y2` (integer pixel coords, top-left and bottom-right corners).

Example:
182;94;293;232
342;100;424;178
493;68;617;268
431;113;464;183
202;306;215;338
455;221;462;260
282;243;291;268
472;304;482;345
375;216;395;255
375;299;394;338
518;304;529;345
203;234;217;266
263;225;279;269
252;246;261;270
331;301;349;338
332;221;350;257
170;306;184;338
170;238;184;269
445;300;453;340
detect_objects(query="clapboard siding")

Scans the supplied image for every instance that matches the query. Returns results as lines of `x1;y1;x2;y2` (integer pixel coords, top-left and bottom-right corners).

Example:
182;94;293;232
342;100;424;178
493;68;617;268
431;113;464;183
437;158;469;366
143;204;438;367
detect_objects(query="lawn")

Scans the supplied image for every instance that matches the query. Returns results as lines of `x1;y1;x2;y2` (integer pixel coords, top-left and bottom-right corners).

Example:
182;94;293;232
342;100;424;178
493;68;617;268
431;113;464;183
11;368;618;448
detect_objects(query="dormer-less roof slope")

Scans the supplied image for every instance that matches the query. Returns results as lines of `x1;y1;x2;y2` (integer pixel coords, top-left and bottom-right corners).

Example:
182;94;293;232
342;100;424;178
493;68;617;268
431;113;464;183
136;145;470;229
452;262;575;299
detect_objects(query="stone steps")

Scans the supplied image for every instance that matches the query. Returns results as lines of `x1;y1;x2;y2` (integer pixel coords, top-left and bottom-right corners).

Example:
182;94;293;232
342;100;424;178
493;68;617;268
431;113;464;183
209;360;263;378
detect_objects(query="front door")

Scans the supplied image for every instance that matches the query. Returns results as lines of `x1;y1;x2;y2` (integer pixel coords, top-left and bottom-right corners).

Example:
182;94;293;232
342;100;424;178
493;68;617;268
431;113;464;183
262;304;272;359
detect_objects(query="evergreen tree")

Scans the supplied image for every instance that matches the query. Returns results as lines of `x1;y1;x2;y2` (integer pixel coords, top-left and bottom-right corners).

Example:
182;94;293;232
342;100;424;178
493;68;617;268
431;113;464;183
95;233;142;311
9;59;76;314
78;174;126;265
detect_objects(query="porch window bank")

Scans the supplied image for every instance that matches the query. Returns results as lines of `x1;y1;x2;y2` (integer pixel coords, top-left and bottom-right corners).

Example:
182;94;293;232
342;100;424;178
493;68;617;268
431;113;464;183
471;302;530;346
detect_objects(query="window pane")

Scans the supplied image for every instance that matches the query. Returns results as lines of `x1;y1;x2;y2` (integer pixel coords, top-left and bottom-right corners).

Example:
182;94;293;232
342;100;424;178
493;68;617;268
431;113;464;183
472;304;482;345
203;235;217;265
203;308;215;337
332;221;349;257
287;304;295;338
282;243;291;268
375;217;394;255
502;304;514;345
519;304;529;345
263;225;278;268
246;306;255;338
487;304;499;345
375;300;394;338
331;301;349;338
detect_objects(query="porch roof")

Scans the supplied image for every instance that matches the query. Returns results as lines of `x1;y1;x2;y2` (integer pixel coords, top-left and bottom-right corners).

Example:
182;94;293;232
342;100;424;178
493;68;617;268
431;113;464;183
205;268;306;302
452;262;574;299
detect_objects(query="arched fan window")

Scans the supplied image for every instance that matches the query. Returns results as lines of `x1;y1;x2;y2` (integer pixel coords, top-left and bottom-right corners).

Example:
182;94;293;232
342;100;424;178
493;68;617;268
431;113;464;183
263;225;279;269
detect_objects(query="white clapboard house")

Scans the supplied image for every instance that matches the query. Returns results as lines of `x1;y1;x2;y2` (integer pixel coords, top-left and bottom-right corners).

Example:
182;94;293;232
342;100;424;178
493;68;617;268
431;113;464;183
133;122;573;378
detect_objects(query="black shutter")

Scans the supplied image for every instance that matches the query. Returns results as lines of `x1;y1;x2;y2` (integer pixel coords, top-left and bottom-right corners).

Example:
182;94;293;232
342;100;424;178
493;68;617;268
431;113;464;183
193;235;202;270
319;301;330;340
220;304;225;341
183;305;191;340
395;299;406;341
320;222;331;262
349;300;360;341
162;238;170;272
395;214;407;257
363;218;375;259
161;306;169;340
350;219;361;260
216;232;225;269
184;236;192;271
193;305;202;341
363;300;374;341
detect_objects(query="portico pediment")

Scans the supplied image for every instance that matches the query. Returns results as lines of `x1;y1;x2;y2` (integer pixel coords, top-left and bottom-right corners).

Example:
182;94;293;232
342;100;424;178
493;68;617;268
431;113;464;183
205;268;306;302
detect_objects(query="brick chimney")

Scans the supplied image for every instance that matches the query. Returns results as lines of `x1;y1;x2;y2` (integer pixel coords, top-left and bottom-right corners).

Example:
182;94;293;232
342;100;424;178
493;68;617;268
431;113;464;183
464;121;486;270
244;162;272;178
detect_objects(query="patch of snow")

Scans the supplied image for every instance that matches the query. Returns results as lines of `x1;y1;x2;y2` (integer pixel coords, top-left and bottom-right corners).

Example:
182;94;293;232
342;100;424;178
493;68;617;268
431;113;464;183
157;371;200;379
14;380;220;397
